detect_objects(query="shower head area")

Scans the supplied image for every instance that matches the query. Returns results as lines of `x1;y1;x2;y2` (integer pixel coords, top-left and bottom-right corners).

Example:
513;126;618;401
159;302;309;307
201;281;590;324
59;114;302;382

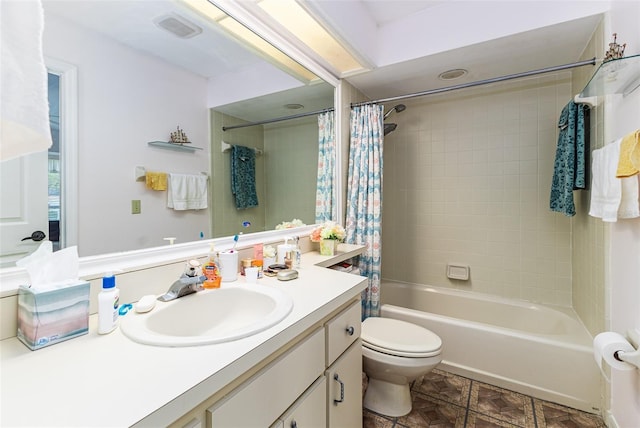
384;104;406;119
383;104;406;135
384;123;398;135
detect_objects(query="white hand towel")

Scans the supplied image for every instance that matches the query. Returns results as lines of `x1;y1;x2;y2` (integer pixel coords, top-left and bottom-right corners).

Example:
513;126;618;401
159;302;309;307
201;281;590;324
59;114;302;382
618;175;640;219
167;174;208;211
589;139;622;222
0;0;52;161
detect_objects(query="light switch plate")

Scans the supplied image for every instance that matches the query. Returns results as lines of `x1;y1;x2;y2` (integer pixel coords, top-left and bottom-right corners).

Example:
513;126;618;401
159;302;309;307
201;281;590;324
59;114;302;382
131;199;141;214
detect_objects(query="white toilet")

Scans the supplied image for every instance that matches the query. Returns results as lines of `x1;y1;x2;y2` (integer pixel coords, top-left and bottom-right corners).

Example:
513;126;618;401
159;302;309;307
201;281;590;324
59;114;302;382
361;317;443;417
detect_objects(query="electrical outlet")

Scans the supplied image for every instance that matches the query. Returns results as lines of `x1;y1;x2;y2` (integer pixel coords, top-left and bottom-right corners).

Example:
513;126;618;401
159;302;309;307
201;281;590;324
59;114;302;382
131;199;141;214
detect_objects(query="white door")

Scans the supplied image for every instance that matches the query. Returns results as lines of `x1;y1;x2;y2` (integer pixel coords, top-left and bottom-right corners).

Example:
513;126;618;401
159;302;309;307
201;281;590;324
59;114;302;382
0;60;78;268
0;150;49;267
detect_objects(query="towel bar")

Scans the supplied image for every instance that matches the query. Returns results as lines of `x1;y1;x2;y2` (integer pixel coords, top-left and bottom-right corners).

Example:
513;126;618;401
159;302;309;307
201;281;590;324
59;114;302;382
574;94;597;107
135;166;208;182
221;141;263;155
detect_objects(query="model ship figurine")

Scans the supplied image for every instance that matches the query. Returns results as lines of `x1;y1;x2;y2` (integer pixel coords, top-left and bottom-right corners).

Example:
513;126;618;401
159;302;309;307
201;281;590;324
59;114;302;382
604;33;626;62
170;126;191;145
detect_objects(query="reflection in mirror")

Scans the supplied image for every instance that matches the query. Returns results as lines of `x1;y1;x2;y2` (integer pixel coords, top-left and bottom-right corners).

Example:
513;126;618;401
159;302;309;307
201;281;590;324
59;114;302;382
17;0;335;259
210;83;334;238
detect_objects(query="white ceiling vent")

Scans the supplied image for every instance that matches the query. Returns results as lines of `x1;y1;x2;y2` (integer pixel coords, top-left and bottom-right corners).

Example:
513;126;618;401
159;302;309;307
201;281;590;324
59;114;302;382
154;13;202;39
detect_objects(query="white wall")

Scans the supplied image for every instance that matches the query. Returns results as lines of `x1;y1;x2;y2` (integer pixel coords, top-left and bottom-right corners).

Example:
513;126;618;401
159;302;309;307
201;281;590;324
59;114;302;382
43;14;210;256
605;2;640;426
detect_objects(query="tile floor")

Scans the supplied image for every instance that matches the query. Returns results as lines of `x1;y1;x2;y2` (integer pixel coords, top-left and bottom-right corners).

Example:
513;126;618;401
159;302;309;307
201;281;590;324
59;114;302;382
363;369;606;428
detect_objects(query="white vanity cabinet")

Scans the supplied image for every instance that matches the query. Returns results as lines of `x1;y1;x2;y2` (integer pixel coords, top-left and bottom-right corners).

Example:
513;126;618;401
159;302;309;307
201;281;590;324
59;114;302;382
325;301;363;428
196;299;362;428
273;300;362;428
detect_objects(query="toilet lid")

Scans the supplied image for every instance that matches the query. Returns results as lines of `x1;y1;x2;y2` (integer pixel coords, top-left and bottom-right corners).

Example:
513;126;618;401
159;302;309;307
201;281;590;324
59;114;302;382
362;317;442;358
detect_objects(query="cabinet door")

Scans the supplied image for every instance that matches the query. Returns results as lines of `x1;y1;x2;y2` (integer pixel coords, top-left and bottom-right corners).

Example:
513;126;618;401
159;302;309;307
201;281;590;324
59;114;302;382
208;328;324;427
280;376;327;428
326;340;362;428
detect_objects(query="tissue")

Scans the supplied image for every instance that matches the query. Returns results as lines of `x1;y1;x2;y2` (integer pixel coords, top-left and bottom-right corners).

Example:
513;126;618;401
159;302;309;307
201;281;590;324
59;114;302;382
593;332;635;382
16;242;79;290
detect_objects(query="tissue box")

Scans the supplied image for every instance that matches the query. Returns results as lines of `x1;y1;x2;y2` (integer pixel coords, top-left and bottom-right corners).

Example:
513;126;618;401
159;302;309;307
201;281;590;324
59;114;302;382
17;282;90;350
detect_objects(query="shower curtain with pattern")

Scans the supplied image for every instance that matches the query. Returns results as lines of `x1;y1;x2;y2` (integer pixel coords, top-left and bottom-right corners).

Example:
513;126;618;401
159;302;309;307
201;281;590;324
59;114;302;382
315;111;336;222
346;104;384;319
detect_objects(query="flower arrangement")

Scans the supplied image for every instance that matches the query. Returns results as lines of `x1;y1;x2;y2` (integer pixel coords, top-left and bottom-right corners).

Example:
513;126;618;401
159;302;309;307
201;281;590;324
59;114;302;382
310;221;346;242
275;219;306;230
263;245;276;258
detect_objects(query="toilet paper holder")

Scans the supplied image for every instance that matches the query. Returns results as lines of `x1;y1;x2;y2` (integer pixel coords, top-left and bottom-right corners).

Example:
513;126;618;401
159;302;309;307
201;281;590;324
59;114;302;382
613;329;640;370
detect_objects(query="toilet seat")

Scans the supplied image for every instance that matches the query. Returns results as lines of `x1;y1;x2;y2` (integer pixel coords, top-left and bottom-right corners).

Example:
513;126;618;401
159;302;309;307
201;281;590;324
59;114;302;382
362;317;442;358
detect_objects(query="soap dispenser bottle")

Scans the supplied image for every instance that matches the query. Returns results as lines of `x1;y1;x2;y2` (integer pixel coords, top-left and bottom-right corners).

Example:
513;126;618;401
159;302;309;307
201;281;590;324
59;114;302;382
203;243;221;289
98;273;120;334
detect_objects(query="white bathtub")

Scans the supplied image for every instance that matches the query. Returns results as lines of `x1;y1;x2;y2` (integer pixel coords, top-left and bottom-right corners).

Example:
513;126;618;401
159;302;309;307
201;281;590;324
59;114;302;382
381;281;601;413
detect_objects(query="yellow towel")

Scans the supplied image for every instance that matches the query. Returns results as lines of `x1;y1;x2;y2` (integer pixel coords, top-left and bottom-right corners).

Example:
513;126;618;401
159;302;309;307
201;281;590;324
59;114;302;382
631;130;640;172
616;130;640;178
145;172;167;191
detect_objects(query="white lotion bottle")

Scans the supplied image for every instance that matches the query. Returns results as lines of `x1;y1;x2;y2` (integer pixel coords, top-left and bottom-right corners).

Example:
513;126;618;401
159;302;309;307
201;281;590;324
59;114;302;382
98;273;120;334
277;237;295;265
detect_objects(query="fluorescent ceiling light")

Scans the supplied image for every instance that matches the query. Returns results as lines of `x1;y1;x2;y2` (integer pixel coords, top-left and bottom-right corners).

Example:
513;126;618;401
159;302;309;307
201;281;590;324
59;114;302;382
257;0;367;75
181;0;319;83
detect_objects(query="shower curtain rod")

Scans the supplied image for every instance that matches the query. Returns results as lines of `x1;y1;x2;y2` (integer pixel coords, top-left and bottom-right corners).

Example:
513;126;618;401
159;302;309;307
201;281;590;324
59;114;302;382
351;58;597;107
222;107;334;131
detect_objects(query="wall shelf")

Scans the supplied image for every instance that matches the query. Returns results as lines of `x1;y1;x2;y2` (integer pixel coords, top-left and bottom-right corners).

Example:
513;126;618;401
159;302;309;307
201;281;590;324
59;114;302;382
580;54;640;98
148;141;202;152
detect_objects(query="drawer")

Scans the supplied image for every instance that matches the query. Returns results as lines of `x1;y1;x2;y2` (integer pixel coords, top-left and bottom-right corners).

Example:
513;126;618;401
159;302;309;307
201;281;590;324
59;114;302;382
207;328;325;427
325;301;361;366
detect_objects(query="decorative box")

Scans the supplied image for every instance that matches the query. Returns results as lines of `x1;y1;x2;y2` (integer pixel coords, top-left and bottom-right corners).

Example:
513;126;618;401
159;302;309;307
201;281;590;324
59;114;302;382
17;281;90;350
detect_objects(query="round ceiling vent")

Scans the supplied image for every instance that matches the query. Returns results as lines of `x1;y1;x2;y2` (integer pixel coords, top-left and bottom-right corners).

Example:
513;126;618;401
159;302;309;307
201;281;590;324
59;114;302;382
438;68;468;81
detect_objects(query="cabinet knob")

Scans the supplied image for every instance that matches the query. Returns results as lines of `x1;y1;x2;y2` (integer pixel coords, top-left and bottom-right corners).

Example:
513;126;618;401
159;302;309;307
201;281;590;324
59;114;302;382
345;326;355;336
291;421;297;428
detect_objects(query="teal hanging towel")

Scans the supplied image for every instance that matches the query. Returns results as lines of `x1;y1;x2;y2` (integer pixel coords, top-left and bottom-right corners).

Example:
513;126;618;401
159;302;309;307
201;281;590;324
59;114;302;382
550;101;589;216
231;145;258;209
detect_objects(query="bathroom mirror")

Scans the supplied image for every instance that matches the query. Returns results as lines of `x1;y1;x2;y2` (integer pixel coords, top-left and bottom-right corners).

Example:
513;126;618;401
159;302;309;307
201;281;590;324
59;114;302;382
2;0;334;263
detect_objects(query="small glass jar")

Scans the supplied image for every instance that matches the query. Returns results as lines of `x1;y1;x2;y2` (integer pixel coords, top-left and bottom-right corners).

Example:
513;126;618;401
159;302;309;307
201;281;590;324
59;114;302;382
241;258;253;275
251;259;263;278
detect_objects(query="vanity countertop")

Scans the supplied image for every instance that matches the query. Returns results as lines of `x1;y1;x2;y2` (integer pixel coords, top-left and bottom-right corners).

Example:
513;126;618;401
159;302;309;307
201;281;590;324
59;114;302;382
0;245;367;427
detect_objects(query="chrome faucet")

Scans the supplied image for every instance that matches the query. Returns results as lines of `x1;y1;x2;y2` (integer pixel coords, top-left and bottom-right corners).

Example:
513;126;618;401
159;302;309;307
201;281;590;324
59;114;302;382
157;274;206;302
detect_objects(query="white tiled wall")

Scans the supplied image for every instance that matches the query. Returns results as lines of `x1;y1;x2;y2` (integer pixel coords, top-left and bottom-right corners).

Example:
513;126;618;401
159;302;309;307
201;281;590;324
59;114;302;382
381;72;577;307
570;21;607;336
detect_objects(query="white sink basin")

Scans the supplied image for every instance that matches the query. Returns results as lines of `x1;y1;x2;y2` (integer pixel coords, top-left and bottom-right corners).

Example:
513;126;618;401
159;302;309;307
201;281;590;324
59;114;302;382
120;284;294;347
